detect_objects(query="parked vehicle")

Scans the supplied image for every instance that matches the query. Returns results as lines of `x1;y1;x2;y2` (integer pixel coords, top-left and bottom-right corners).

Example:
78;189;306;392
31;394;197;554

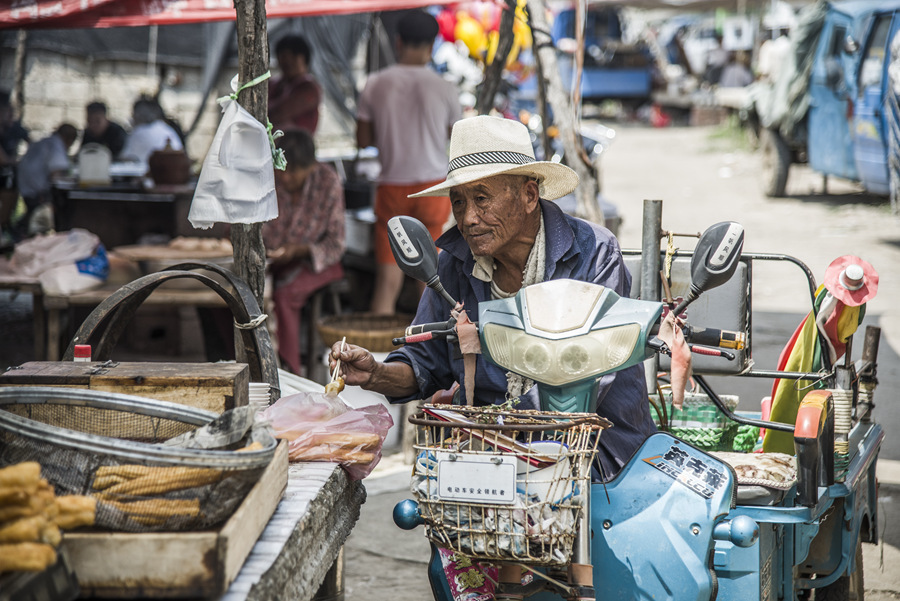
512;5;654;112
390;216;882;601
756;0;900;199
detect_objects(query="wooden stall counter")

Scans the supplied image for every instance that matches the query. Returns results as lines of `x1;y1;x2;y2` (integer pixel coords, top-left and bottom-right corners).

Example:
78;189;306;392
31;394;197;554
0;361;249;414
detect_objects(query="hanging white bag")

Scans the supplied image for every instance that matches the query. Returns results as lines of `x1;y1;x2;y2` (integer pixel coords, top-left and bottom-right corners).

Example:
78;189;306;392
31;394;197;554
189;75;280;230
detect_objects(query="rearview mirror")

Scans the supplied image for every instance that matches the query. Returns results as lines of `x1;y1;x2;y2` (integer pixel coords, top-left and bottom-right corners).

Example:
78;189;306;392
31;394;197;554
674;222;744;315
387;215;457;307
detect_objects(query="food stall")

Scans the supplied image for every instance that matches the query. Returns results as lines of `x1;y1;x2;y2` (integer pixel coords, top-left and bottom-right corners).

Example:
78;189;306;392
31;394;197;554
0;260;373;600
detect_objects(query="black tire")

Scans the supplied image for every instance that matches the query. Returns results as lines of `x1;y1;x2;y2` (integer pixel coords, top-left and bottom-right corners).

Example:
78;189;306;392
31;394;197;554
815;539;864;601
760;127;791;197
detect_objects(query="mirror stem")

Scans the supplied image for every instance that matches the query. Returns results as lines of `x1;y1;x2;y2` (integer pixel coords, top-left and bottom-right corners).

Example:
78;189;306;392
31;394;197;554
427;277;458;307
672;290;698;317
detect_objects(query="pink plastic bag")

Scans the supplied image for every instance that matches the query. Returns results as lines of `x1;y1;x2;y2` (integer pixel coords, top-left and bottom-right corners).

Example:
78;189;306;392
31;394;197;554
262;391;393;480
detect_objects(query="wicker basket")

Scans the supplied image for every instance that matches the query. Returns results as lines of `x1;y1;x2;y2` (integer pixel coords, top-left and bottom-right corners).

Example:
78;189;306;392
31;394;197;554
0;387;276;533
409;405;606;566
317;313;414;353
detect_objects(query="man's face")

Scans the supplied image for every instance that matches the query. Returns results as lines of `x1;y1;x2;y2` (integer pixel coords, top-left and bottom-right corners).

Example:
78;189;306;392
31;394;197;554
86;111;108;137
276;163;315;194
449;174;539;258
277;51;307;80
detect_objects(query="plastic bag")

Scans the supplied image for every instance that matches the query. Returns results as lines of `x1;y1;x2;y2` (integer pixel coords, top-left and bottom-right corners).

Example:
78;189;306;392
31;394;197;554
262;391;394;480
10;228;108;295
188;95;278;230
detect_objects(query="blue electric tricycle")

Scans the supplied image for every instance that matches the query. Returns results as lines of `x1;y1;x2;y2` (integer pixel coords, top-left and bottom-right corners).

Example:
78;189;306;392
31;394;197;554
389;216;882;601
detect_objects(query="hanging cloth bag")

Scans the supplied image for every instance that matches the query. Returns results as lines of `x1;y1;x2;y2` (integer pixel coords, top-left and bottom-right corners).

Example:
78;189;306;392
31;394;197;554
189;73;285;230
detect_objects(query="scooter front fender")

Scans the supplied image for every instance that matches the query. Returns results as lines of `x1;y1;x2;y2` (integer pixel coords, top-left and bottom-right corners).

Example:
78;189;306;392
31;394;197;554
592;432;736;601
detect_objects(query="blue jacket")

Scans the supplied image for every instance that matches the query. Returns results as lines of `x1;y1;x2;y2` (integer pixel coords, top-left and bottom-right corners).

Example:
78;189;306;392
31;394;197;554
385;199;657;478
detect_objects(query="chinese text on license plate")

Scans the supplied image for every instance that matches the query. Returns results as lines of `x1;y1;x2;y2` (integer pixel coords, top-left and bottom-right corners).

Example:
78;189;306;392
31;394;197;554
436;452;517;505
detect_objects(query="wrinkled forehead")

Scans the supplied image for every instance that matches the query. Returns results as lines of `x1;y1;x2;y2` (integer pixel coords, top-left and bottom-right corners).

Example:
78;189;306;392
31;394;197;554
448;174;531;200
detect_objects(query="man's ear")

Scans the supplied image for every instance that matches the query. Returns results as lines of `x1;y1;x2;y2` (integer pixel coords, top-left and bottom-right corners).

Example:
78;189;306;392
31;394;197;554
523;178;541;213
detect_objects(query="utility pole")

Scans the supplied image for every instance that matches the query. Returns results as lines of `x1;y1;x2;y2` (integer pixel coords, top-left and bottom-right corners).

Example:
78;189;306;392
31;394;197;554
231;0;269;309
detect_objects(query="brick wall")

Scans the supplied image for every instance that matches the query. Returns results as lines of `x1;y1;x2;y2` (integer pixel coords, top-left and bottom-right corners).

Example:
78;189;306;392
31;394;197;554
0;49;224;160
0;47;355;162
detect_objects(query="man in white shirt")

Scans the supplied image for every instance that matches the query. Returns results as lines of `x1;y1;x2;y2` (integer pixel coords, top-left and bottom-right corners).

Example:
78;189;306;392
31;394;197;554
757;29;791;84
16;123;77;236
357;9;462;314
120;96;184;164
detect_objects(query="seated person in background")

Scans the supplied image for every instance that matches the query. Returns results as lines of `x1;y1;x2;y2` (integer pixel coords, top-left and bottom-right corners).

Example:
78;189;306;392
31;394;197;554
15;123;78;237
80;101;128;159
0;90;29;168
330;116;655;480
269;34;321;135
719;51;754;88
0;90;29;238
263;129;345;375
120;96;184;164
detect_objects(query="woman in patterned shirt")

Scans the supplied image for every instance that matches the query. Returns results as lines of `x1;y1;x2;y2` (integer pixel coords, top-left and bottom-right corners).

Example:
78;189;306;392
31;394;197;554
263;129;345;374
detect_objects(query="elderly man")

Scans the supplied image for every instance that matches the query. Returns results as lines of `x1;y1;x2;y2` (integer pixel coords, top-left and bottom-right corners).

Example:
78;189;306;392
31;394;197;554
330;115;655;478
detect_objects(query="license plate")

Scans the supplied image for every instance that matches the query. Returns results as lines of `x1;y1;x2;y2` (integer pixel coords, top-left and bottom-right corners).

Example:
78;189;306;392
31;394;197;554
436;452;517;505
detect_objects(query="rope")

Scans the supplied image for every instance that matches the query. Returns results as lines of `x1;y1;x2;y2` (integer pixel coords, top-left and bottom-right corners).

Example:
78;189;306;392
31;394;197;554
831;388;854;482
834;440;850;482
234;313;268;330
831;388;853;435
859;381;876;404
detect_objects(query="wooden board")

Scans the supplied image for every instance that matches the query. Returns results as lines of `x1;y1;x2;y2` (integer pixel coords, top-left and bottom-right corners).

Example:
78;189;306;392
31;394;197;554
112;243;233;261
61;440;289;599
0;362;249;414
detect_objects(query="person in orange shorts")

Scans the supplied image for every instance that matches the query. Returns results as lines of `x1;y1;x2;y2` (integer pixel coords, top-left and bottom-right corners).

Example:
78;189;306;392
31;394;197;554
356;10;461;314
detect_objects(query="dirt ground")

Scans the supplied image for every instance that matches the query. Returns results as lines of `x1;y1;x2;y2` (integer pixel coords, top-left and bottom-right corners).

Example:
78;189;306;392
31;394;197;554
341;121;900;601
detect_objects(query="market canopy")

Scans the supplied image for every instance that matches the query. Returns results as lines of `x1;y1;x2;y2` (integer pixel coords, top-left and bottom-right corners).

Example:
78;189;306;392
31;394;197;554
0;0;454;29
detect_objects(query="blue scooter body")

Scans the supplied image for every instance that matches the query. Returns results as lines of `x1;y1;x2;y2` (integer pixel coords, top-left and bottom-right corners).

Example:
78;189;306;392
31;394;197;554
426;432;737;601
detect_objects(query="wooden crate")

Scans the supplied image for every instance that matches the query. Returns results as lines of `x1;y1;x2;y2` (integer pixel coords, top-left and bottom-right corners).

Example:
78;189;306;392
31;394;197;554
61;440;288;599
0;362;249;414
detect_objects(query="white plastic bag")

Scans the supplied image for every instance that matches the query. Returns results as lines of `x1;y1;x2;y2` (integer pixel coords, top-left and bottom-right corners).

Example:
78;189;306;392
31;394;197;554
188;96;278;229
10;228;108;295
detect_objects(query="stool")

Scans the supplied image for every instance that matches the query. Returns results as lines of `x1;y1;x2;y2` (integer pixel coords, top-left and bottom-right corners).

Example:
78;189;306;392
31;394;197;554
305;279;348;382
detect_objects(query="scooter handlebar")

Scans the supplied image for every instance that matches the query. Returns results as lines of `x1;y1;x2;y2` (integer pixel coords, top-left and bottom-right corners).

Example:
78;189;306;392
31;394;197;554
392;319;458;346
682;325;746;350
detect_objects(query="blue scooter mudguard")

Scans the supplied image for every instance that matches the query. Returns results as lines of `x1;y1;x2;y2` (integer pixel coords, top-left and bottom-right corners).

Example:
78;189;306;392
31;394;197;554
531;432;737;601
426;433;736;601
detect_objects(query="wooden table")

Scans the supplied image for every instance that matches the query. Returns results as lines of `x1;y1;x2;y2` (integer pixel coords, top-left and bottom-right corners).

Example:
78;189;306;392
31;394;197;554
52;183;230;249
43;284;230;361
220;462;365;601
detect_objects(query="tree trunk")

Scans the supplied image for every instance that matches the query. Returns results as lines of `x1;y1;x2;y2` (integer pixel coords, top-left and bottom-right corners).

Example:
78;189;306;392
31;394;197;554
525;0;603;225
13;31;26;121
231;0;269;309
476;0;518;115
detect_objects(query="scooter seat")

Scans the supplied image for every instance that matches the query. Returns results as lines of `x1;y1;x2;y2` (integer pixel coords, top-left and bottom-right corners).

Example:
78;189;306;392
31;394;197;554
710;451;797;506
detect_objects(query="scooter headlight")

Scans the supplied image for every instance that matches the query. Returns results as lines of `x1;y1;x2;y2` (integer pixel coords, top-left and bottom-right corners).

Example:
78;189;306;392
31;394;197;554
482;323;642;386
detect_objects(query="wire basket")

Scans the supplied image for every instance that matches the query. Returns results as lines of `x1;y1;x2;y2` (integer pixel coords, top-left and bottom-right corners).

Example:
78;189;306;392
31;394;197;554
317;313;414;353
0;387;276;533
409;405;607;566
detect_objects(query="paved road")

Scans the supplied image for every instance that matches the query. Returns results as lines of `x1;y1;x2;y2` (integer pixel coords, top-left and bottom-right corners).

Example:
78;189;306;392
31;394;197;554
344;123;900;600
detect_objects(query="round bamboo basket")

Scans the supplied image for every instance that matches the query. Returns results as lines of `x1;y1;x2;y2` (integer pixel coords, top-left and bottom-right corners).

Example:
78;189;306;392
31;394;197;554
317;313;415;353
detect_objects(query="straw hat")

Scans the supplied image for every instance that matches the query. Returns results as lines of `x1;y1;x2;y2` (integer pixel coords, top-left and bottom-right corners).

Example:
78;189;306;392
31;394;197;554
823;255;879;306
408;115;579;200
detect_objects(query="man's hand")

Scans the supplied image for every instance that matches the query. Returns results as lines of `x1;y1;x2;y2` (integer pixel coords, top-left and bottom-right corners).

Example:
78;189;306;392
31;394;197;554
329;342;378;388
328;341;419;397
